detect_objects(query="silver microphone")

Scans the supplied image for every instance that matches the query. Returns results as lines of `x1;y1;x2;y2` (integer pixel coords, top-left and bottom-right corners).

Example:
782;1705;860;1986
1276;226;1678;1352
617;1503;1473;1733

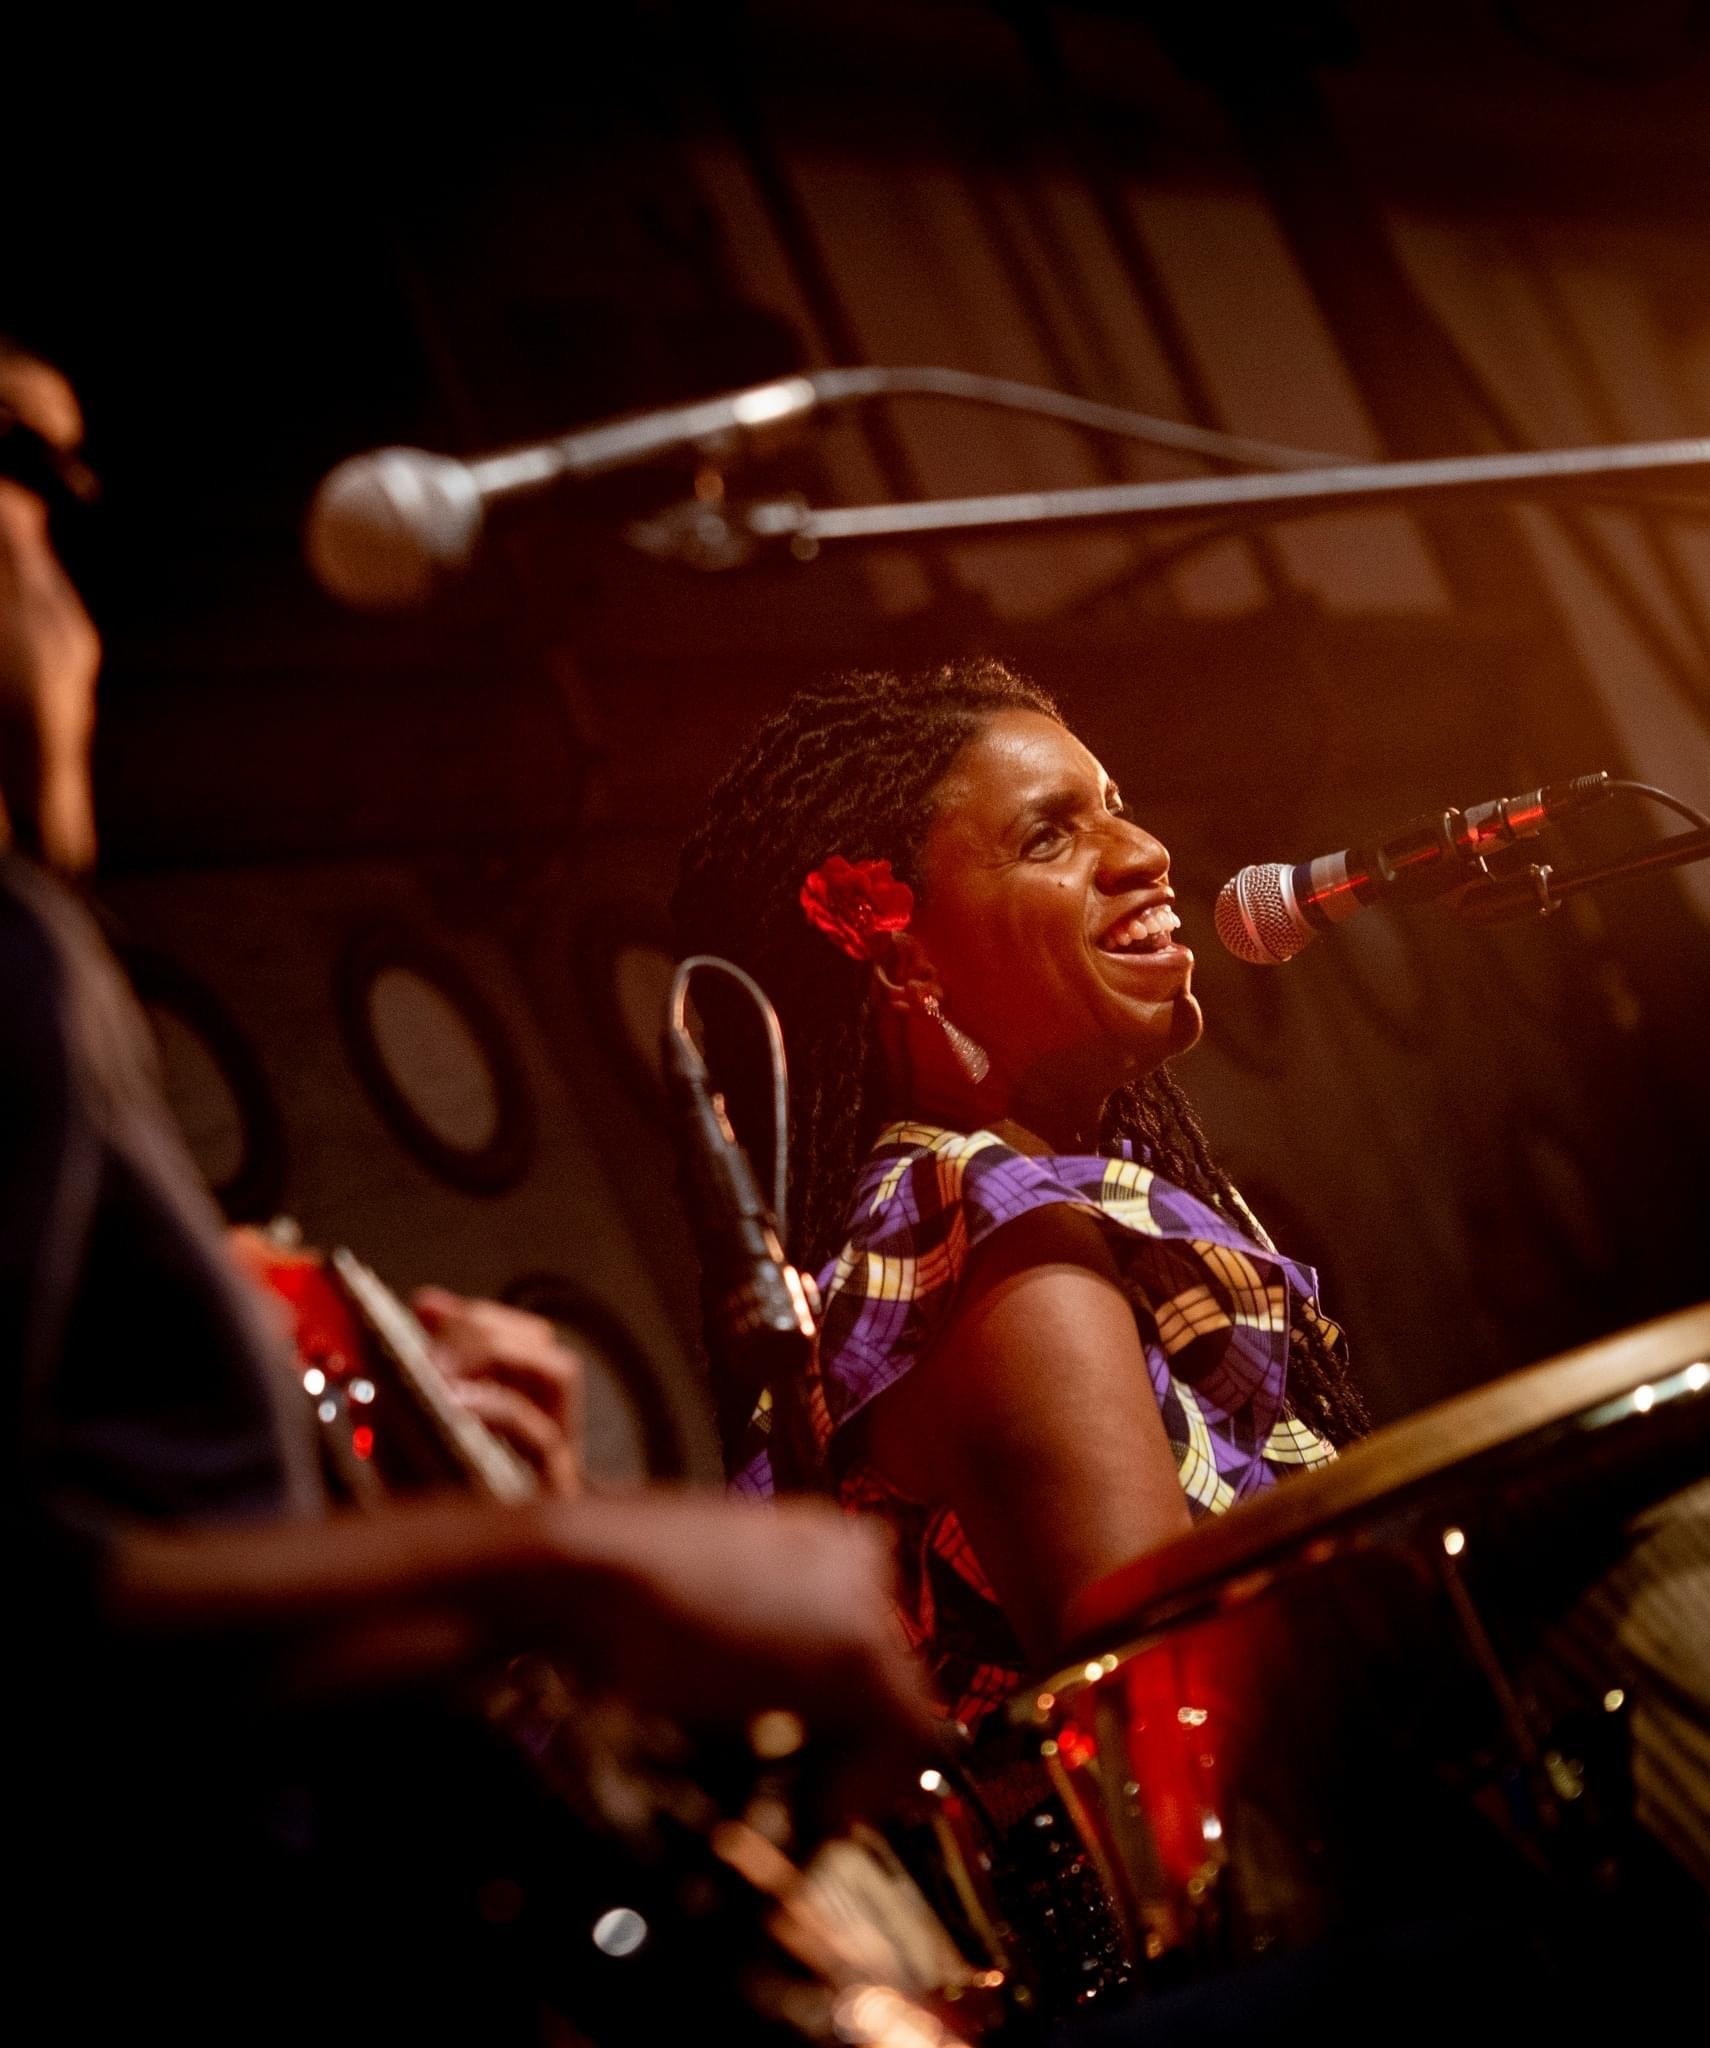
1215;860;1342;967
1214;775;1614;966
304;376;819;610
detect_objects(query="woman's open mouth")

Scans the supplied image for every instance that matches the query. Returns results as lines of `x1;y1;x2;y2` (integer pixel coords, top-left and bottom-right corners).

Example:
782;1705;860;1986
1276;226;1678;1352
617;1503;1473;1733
1096;904;1183;958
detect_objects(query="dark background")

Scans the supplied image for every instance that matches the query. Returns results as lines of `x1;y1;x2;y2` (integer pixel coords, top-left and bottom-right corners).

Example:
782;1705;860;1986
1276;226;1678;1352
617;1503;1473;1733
9;2;1710;1474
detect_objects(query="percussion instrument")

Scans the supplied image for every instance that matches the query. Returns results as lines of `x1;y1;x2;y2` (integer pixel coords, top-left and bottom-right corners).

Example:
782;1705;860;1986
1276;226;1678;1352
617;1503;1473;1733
999;1302;1710;2003
234;1222;1007;2047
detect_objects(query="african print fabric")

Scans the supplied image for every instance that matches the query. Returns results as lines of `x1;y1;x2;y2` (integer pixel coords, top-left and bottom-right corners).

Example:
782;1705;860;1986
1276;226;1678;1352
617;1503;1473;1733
734;1121;1340;1727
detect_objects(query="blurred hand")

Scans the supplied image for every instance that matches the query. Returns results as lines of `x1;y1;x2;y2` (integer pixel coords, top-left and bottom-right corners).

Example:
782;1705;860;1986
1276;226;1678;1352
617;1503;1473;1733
560;1492;937;1819
113;1488;936;1820
413;1286;585;1498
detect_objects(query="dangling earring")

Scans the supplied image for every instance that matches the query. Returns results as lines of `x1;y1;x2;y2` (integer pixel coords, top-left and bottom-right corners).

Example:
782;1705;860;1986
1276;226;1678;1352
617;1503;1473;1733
921;991;990;1085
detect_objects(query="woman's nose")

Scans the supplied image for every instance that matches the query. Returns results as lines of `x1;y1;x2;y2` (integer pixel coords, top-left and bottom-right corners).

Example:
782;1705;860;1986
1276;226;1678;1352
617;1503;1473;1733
1099;817;1170;888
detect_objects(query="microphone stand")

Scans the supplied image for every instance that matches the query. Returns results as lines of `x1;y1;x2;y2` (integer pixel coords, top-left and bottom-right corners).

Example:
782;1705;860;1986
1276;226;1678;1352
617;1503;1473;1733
310;359;1710;584
626;432;1710;568
1451;826;1710;927
663;957;823;1490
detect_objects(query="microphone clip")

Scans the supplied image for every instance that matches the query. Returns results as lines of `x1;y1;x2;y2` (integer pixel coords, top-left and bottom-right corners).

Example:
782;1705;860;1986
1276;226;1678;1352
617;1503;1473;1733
1446;860;1561;926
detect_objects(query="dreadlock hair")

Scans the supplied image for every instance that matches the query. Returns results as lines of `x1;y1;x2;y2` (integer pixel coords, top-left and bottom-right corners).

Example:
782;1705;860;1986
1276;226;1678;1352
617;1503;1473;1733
672;659;1369;1457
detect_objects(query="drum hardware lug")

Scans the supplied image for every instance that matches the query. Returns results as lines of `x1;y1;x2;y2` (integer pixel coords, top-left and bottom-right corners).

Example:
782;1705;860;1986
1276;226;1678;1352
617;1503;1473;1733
1084;1688;1184;1969
1436;1547;1576;1851
882;1749;1031;2018
1436;1549;1548;1768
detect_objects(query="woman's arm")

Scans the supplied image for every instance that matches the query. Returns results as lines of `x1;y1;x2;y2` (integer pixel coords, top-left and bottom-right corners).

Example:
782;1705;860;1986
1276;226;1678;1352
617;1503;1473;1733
867;1202;1192;1665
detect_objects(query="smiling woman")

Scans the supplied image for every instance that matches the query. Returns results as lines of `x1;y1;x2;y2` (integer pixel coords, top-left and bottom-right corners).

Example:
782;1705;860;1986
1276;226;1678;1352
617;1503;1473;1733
674;662;1367;1731
900;708;1203;1141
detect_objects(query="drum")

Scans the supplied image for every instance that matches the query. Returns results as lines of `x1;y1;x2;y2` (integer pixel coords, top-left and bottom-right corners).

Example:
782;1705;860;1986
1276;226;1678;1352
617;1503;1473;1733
237;1224;1009;2045
1001;1302;1710;1999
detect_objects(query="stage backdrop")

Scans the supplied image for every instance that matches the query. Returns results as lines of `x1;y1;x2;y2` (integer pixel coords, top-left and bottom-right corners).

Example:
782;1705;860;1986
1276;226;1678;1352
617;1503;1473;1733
14;3;1701;1450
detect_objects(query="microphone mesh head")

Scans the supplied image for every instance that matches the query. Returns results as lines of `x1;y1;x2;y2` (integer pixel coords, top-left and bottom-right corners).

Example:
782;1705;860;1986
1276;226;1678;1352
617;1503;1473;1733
1214;866;1312;966
304;449;483;611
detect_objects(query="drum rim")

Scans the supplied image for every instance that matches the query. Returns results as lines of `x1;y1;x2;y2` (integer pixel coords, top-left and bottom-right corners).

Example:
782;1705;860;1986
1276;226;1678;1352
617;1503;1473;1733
1056;1299;1710;1665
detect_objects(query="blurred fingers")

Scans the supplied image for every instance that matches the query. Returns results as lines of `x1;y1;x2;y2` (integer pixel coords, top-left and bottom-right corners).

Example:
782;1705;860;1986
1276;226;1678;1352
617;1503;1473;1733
412;1289;585;1429
450;1377;581;1498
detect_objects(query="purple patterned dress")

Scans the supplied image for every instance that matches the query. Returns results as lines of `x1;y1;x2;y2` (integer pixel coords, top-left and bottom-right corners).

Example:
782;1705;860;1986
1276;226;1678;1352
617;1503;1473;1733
735;1120;1340;1728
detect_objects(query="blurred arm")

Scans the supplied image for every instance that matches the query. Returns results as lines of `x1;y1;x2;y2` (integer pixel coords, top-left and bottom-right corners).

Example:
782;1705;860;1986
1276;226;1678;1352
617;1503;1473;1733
104;1488;935;1805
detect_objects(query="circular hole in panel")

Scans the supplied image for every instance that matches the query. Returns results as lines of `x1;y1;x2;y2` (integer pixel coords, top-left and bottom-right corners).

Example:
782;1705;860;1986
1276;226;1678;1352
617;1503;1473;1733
610;941;677;1094
502;1272;687;1481
337;924;536;1195
122;948;287;1222
574;1343;654;1487
366;965;502;1154
573;902;679;1115
146;1005;249;1190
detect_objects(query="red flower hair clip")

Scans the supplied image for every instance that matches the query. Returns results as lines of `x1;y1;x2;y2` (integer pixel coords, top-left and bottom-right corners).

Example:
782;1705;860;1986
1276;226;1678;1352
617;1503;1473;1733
800;855;914;962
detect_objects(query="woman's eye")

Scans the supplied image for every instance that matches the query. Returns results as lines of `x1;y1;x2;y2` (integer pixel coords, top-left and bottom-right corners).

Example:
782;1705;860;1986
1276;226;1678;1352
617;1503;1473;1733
1023;821;1071;857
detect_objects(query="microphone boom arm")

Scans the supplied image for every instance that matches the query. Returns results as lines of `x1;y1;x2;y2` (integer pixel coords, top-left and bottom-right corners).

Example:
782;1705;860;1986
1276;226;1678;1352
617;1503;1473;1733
637;435;1710;568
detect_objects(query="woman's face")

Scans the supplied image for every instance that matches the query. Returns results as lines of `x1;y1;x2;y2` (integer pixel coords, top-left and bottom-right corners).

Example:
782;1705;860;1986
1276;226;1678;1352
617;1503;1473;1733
910;710;1201;1122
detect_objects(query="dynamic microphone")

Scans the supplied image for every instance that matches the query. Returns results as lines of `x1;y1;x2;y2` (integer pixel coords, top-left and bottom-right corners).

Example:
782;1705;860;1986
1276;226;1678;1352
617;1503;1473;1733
304;374;819;610
1214;773;1615;965
661;988;817;1464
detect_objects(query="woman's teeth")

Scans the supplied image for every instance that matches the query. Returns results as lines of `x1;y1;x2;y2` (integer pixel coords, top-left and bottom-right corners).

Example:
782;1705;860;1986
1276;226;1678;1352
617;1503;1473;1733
1099;905;1182;954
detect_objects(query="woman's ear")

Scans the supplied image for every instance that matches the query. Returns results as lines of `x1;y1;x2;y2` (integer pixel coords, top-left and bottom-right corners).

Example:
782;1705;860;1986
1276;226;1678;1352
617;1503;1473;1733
867;929;939;1010
868;928;997;1123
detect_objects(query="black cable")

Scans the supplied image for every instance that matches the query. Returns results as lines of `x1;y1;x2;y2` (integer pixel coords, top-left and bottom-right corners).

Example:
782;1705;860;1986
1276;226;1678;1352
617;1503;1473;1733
1608;779;1710;833
805;365;1347;473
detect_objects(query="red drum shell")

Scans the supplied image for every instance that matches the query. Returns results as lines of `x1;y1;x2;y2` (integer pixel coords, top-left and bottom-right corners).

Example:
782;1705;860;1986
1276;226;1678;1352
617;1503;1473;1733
1010;1303;1710;1985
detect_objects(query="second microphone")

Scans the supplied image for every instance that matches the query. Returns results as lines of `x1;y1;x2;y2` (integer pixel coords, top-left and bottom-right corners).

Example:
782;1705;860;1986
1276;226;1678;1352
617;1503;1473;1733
1214;775;1613;966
